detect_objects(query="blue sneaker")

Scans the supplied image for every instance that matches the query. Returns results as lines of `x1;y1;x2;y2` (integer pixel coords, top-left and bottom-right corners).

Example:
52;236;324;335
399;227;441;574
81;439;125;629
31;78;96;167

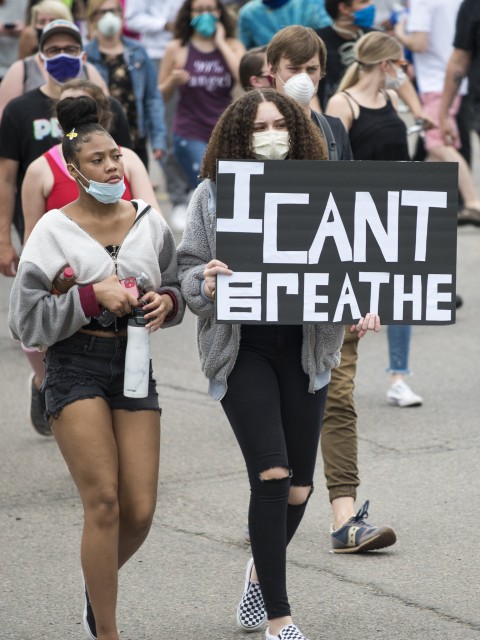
331;500;396;553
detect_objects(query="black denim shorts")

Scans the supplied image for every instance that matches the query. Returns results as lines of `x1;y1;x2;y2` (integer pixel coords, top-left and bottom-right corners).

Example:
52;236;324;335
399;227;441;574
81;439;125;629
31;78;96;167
43;332;160;420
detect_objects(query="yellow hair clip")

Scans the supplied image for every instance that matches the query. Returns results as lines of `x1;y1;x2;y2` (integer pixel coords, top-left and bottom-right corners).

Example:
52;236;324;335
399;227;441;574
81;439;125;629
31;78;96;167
66;128;78;140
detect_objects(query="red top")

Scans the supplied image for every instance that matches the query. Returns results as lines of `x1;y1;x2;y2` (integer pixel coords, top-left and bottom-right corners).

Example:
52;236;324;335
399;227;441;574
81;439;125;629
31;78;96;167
43;145;133;211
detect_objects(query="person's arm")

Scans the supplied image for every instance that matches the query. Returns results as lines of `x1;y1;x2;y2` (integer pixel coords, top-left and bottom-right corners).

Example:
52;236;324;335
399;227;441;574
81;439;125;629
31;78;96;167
394;22;429;53
325;94;354;133
396;77;435;128
141;52;166;158
21;156;50;243
122;147;162;212
0;157;20;277
158;41;190;102
0;60;25;120
439;48;471;145
214;26;245;82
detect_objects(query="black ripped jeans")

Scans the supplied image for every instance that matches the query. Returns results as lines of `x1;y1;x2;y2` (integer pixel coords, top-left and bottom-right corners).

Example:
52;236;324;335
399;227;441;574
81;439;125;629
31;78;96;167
221;325;328;620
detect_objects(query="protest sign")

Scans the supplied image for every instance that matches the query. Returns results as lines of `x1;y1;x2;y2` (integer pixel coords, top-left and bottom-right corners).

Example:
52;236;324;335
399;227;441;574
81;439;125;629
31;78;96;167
215;159;457;324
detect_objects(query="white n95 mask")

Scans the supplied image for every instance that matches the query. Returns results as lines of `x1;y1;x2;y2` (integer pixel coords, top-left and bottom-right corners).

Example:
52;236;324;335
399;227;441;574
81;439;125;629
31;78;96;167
280;72;316;106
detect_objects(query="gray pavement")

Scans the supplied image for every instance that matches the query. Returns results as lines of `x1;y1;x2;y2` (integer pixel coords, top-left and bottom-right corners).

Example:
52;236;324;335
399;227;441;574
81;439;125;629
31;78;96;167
1;178;480;640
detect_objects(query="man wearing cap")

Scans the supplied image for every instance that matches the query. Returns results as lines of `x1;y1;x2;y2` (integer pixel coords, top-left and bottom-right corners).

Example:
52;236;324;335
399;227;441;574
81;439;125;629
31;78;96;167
0;19;91;276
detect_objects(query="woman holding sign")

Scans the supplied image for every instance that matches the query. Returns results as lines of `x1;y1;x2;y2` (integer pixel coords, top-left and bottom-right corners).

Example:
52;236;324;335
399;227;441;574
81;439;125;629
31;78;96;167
177;88;380;640
326;31;424;408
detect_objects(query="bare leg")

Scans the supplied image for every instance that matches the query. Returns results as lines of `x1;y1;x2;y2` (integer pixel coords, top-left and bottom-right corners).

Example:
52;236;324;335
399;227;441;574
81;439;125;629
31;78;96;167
428;144;480;210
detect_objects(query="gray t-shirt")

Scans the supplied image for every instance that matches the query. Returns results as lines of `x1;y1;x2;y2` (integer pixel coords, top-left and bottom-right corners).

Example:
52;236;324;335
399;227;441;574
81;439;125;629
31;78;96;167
0;0;28;77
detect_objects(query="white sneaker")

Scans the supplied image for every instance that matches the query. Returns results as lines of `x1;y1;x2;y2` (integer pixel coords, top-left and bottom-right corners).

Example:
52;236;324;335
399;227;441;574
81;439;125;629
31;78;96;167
387;380;423;407
169;202;188;232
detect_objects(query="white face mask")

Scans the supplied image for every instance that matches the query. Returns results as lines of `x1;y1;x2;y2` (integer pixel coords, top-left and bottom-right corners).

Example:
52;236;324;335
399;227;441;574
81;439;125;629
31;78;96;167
384;63;406;91
278;72;316;106
252;130;290;160
97;11;122;37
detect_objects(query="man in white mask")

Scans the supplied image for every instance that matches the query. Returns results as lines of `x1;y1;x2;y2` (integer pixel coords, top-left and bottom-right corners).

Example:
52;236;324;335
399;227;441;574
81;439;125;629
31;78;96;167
263;25;398;555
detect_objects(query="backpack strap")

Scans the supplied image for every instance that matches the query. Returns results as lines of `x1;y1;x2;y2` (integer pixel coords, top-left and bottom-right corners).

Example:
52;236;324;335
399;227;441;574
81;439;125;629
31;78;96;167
311;111;338;161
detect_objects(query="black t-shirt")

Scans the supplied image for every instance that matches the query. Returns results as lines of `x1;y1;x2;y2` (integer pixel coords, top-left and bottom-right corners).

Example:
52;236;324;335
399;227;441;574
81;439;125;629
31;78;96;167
453;0;480;106
0;88;62;240
311;111;354;160
315;26;375;110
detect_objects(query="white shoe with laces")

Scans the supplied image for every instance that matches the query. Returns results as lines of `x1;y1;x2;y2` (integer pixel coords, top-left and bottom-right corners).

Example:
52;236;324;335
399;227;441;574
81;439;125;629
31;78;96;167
387;380;423;407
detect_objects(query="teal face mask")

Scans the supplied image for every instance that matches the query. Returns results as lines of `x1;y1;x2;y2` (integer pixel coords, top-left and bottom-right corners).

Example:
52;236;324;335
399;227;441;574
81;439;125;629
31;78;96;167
190;12;218;37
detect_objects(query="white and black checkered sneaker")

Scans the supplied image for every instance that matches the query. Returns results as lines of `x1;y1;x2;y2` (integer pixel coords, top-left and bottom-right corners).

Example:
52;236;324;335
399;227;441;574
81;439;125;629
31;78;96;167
236;557;267;631
265;624;309;640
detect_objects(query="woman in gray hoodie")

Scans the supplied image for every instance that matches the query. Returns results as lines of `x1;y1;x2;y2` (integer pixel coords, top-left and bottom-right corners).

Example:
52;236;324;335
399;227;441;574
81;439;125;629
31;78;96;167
177;88;379;640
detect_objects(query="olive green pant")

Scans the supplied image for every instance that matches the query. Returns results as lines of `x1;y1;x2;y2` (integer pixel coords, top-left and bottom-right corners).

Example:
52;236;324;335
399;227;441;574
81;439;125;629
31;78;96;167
321;328;359;503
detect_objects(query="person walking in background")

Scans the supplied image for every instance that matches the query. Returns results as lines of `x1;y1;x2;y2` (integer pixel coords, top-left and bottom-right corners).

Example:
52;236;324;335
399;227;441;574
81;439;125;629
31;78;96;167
238;0;331;49
18;0;76;58
439;0;480;227
265;24;397;552
158;0;244;230
239;45;271;91
394;0;480;226
84;0;166;169
123;0;191;226
178;87;381;640
327;30;424;408
0;0;27;81
0;3;108;118
9;95;184;640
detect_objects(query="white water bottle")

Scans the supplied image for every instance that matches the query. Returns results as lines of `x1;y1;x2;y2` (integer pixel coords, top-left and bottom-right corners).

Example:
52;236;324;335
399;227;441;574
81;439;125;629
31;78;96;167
123;308;150;398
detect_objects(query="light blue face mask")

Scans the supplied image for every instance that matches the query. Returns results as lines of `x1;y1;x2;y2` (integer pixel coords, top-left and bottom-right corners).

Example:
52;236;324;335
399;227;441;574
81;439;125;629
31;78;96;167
190;12;218;38
353;4;376;28
74;167;126;204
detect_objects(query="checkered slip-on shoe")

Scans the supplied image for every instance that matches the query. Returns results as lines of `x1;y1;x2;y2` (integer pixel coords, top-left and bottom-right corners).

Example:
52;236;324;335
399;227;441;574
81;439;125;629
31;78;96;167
236;557;267;631
330;500;396;553
265;623;309;639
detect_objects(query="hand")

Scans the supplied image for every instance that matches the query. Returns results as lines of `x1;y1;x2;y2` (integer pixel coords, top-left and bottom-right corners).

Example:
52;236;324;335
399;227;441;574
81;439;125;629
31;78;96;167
214;21;227;46
92;274;138;317
203;259;233;300
439;116;457;145
139;291;173;331
153;148;165;160
0;242;19;277
171;67;190;86
417;112;436;131
350;313;381;339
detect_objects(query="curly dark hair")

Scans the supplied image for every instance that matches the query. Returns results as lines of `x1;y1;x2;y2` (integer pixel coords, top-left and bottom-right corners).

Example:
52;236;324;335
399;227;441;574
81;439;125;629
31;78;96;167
201;88;328;181
57;96;111;164
174;0;236;45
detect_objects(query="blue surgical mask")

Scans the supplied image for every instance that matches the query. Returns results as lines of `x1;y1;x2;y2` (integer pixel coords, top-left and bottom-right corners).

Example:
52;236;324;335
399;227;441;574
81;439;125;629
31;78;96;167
190;13;218;38
74;167;126;204
353;4;376;28
43;53;83;83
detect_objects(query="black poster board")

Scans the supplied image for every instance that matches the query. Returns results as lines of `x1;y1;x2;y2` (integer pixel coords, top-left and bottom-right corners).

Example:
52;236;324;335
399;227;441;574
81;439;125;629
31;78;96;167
215;160;458;325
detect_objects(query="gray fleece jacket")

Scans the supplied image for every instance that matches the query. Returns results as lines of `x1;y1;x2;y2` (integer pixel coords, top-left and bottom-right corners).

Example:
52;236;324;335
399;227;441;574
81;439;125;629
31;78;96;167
177;180;344;400
9;200;184;350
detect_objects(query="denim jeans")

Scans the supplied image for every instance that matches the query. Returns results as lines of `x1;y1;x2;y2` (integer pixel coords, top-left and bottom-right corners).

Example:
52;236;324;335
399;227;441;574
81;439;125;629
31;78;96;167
387;325;412;374
173;133;207;190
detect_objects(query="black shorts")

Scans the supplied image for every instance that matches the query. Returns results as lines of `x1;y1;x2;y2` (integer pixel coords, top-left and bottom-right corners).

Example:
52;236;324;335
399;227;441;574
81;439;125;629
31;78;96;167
43;332;160;420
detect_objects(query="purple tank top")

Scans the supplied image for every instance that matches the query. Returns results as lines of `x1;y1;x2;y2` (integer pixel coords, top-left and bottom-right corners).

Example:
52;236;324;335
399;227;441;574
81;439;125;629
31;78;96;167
174;43;234;142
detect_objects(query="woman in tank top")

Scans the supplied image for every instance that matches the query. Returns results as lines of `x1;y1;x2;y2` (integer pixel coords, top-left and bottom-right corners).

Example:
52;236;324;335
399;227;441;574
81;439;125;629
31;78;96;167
159;0;245;192
326;31;425;409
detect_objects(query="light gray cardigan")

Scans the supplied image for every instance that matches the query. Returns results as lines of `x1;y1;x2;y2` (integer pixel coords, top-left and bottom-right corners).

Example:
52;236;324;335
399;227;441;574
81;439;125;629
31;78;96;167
9;200;184;350
177;180;344;400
